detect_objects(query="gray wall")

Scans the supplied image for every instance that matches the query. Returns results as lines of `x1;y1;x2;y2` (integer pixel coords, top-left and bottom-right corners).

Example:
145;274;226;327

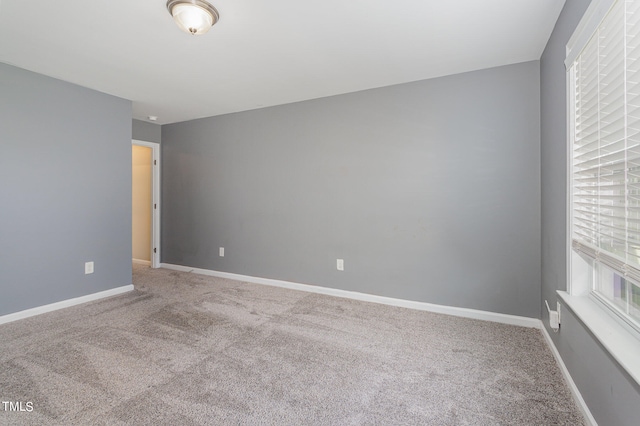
557;309;640;425
162;61;541;318
540;0;640;424
133;119;161;144
0;63;132;316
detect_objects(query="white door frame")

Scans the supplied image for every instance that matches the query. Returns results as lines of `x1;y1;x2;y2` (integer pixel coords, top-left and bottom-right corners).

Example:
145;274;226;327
132;139;161;268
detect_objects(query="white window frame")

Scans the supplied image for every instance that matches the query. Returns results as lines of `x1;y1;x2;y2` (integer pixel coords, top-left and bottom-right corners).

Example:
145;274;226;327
563;0;640;386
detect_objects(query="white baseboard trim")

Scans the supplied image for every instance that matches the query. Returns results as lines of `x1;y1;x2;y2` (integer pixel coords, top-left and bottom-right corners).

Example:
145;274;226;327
540;325;597;426
160;263;540;328
132;258;151;266
0;284;135;326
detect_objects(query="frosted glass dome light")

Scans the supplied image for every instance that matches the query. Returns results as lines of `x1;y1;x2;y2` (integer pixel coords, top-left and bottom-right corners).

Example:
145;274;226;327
166;0;219;35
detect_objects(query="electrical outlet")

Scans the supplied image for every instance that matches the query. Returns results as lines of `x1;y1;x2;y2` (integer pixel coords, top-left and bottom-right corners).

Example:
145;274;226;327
557;301;562;324
219;247;224;257
85;261;94;274
337;259;344;271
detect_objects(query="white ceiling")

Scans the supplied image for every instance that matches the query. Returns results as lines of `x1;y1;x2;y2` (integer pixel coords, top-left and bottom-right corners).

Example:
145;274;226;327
0;0;565;124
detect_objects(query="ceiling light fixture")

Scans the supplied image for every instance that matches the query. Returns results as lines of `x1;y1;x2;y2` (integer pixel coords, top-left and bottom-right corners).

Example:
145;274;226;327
166;0;219;36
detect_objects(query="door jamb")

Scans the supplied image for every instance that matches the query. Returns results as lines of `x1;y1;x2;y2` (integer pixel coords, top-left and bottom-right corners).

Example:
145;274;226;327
132;139;161;268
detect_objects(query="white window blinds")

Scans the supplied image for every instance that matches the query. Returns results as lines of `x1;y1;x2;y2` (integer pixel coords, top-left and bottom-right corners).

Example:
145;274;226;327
572;0;640;281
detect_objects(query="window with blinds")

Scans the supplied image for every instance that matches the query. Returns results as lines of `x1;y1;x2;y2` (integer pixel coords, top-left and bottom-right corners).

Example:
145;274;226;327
571;0;640;326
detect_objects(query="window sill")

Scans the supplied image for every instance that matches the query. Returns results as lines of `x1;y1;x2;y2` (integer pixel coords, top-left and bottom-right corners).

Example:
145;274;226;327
557;291;640;386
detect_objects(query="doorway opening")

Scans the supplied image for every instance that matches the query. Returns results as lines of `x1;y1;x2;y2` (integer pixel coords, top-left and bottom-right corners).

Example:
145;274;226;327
132;140;160;268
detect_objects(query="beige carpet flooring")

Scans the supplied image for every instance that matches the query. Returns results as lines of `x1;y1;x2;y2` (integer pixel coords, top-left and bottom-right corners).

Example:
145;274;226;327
0;265;585;425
